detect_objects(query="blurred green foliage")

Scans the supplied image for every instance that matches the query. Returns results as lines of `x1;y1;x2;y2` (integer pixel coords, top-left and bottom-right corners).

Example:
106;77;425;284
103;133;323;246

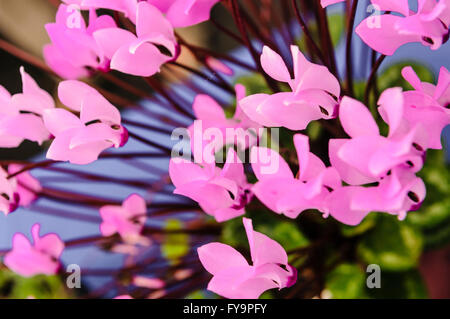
0;269;72;299
162;219;190;263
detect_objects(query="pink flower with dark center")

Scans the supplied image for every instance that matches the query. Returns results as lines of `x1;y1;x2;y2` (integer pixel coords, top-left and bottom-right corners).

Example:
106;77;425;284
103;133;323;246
0;67;53;148
8;164;42;208
356;0;450;55
93;2;178;77
240;45;340;130
329;95;425;184
198;218;297;299
169;148;251;222
327;167;426;225
44;4;117;79
43;81;128;165
0;167;20;215
251;134;340;219
4;223;65;277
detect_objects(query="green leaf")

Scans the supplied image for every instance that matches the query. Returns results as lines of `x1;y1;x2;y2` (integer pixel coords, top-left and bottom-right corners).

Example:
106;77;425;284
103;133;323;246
161;219;190;263
357;215;424;271
325;263;367;299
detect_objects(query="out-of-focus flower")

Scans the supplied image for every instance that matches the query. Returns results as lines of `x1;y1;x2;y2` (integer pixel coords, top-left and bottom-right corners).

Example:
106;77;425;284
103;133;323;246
0;167;20;215
330;95;424;183
99;193;147;243
44;5;116;79
43;81;128;165
4;224;64;277
8;164;42;208
169;148;251;222
198;218;297;299
93;2;177;77
356;0;450;55
251;134;340;219
240;45;340;130
397;66;450;149
76;0;138;21
320;0;345;8
148;0;221;28
0;67;53;147
188;84;262;154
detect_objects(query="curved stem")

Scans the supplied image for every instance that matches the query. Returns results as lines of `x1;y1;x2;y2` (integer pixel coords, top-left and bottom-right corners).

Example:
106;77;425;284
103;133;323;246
345;0;359;96
291;0;327;65
364;54;386;106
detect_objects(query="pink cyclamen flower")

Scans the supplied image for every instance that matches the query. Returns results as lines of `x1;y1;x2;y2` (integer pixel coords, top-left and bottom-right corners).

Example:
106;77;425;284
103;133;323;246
0;167;20;215
396;66;450;149
169;148;251;222
356;0;450;55
0;67;53;148
329;95;425;185
8;164;42;208
188;84;262;157
148;0;221;28
44;4;116;79
99;193;147;242
320;0;345;8
4;223;65;277
71;0;138;22
198;218;297;299
327;166;426;225
251;134;340;219
240;45;340;130
93;2;177;77
43;80;128;165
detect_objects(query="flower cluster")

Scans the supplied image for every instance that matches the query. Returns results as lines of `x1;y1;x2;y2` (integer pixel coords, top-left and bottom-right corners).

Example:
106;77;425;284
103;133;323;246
0;0;448;300
46;0;220;78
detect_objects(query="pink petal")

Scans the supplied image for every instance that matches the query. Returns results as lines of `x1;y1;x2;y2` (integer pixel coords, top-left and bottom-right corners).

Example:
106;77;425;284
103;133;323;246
192;94;226;121
243;218;288;267
198;242;249;275
93;28;136;60
80;91;121;124
356;15;422;56
250;147;293;180
110;42;168;77
43;109;82;136
58;80;99;112
371;0;410;16
339;96;379;138
260;46;291;82
166;0;220;28
377;87;404;137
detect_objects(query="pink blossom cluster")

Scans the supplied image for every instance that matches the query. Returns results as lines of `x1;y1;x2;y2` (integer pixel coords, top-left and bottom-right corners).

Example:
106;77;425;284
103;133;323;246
45;0;221;78
323;0;450;55
169;44;449;297
0;68;128;217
